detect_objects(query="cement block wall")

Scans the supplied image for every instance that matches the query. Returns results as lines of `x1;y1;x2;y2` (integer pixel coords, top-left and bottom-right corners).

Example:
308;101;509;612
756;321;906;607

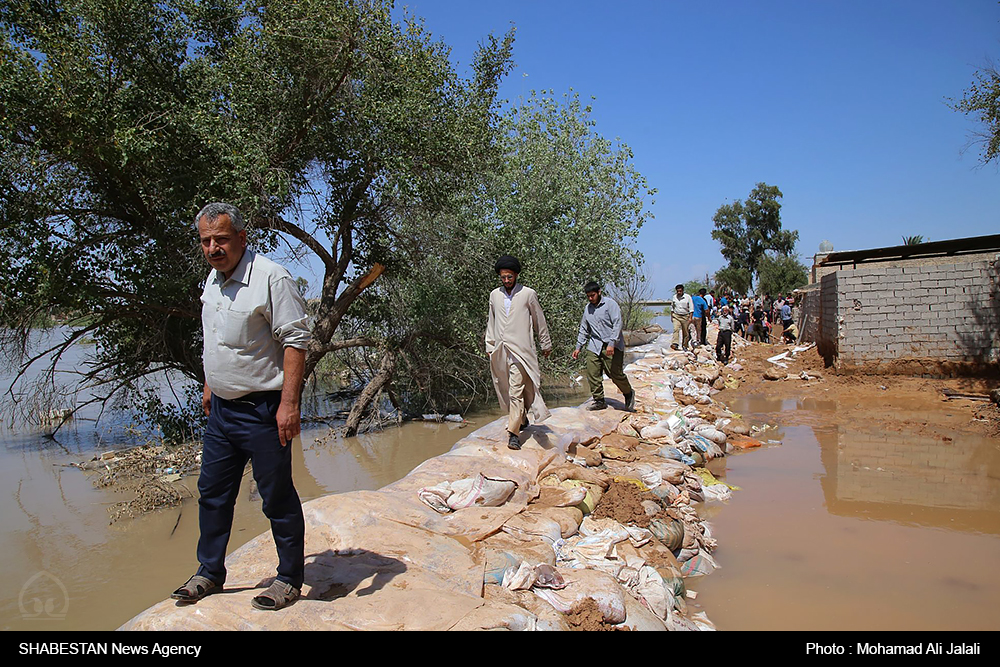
814;253;1000;372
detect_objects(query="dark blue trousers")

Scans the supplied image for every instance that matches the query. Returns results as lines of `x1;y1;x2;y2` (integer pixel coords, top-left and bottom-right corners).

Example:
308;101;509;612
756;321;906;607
196;392;305;589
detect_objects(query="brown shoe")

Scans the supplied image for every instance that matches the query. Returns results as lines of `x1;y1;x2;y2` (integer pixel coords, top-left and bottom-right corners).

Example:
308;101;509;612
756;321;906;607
171;575;220;603
251;580;300;611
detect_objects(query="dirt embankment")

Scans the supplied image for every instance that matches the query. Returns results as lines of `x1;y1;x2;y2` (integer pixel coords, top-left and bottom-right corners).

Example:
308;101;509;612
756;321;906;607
716;337;1000;438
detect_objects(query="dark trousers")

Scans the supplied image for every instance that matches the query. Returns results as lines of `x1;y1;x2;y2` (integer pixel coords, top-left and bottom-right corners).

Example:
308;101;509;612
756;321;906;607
700;315;707;345
716;329;733;363
585;348;632;402
196;392;305;589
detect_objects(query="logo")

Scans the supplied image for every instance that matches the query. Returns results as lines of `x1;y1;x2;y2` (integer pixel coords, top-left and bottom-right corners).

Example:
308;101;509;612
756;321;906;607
19;571;69;621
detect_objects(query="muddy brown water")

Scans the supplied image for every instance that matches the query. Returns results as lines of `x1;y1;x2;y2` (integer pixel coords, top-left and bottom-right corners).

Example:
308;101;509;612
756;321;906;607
1;387;589;631
694;395;1000;631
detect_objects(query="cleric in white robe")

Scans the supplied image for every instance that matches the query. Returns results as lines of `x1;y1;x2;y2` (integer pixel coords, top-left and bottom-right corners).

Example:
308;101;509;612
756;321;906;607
484;255;552;450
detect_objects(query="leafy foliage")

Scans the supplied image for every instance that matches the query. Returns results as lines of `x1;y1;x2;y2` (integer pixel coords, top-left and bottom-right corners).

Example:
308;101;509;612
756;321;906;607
1;0;513;429
951;57;1000;167
337;91;655;416
711;183;797;294
755;251;808;298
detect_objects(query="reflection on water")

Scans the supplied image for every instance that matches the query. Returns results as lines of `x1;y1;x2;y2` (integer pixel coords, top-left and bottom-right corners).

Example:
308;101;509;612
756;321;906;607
695;395;1000;631
820;426;1000;535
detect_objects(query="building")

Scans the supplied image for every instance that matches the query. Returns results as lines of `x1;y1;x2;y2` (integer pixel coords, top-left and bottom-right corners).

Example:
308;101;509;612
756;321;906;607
802;234;1000;376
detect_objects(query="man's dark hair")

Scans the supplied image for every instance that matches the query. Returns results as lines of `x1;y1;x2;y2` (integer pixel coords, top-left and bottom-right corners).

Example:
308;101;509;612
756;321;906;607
698;288;707;295
675;284;684;291
583;281;601;294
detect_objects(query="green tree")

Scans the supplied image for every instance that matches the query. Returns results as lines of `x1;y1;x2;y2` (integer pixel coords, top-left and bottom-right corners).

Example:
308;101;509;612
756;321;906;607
335;90;655;431
755;251;808;297
713;265;751;296
0;0;513;435
711;183;798;293
951;57;1000;166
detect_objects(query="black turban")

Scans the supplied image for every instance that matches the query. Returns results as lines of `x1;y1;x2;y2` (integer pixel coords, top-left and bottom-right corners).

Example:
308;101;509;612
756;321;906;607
494;255;521;274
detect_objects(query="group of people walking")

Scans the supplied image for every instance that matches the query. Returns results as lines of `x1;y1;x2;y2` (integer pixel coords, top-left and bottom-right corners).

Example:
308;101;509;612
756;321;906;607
486;256;635;451
670;285;798;364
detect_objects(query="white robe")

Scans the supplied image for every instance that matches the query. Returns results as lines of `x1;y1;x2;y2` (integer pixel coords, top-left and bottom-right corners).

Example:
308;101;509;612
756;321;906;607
485;283;552;423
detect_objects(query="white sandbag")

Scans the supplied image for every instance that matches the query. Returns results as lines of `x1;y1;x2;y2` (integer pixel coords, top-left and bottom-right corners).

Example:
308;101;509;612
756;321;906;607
695;426;727;445
502;512;564;548
533;568;628;624
636;463;663;489
640;422;672;439
418;473;518;514
701;484;732;502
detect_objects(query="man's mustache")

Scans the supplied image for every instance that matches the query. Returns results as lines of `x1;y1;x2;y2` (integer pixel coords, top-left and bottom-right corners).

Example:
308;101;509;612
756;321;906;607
209;250;226;259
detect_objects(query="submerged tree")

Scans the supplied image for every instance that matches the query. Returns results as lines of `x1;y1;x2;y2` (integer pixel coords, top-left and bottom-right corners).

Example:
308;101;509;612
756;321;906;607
711;183;798;295
0;0;514;437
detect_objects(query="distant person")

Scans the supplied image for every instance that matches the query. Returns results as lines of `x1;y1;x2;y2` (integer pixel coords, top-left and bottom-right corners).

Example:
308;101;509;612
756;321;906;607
781;320;798;343
780;297;794;339
692;289;709;346
716;305;734;364
705;290;716;320
572;282;635;411
750;304;768;343
737;300;750;338
485;255;552;450
172;202;311;612
670;284;693;351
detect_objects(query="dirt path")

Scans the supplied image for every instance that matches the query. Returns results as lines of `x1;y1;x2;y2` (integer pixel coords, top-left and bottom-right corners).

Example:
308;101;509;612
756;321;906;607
715;336;1000;440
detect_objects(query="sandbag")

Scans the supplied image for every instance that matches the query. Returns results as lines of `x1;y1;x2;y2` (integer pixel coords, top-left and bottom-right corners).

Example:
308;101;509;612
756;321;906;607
678;549;719;578
502;560;537;591
640;422;673;440
569;443;602;467
649;517;685;552
657;446;696;466
529;505;584;538
559;479;601;515
483;549;522;585
541;465;611;490
417;473;517;514
729;435;763;449
534;484;588;508
600;433;641;451
695;426;727;445
533;568;628;624
502;512;564;548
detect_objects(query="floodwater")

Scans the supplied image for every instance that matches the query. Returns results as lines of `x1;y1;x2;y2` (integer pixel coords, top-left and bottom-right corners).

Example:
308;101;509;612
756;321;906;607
694;395;1000;631
2;399;592;629
0;416;503;630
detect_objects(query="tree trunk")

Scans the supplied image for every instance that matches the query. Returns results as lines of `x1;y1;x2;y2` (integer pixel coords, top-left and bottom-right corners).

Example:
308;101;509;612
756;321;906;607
343;346;397;437
305;262;385;380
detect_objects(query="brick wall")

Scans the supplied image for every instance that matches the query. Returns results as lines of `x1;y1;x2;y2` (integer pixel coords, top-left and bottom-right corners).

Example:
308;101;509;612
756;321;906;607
810;253;999;372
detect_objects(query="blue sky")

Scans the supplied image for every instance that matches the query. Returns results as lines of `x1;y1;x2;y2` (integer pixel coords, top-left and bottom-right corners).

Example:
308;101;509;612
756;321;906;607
385;0;999;298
